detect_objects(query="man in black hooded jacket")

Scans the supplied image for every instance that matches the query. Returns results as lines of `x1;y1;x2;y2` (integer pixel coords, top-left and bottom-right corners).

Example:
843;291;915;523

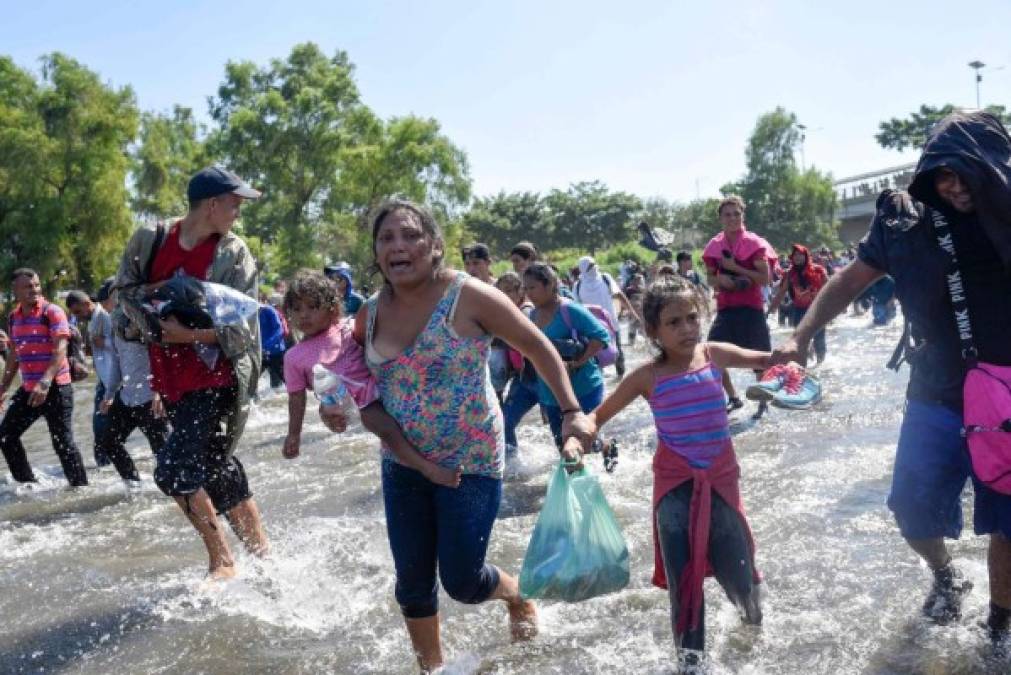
774;111;1011;646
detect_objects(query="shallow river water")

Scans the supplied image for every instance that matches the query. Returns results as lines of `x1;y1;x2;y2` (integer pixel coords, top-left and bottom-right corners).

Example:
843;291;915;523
0;313;1006;674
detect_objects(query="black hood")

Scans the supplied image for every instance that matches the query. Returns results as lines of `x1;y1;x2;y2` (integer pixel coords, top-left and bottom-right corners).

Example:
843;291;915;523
907;110;1011;269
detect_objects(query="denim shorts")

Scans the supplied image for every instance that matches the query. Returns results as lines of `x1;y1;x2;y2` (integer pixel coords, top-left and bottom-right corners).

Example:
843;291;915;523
888;399;1011;540
156;386;251;513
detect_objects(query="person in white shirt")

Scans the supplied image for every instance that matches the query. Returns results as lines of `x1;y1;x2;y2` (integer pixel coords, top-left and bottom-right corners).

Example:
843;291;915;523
573;256;642;378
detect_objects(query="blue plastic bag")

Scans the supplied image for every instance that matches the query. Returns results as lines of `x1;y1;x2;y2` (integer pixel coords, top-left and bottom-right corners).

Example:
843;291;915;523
519;461;630;602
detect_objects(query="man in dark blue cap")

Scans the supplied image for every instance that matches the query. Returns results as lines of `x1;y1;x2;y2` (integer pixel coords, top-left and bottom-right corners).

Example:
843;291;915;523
116;165;268;579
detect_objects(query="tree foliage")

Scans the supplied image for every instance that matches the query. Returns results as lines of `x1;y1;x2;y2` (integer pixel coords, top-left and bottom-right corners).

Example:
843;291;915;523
205;43;472;278
461;183;643;256
132;106;208;219
725;107;837;249
543;182;641;253
0;53;138;290
208;43;374;275
876;104;1011;152
462;191;545;255
638;196;721;249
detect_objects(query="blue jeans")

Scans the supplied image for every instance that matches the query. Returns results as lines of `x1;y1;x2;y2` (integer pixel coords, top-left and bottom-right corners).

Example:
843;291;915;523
889;399;1011;540
502;378;541;452
92;381;110;466
543;384;604;449
382;459;502;618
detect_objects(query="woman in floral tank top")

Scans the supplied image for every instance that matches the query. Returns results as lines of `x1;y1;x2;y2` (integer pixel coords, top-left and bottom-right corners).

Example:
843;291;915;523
321;199;594;672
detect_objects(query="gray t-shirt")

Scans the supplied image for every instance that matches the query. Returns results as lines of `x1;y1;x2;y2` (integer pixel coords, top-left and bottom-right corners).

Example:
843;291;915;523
89;305;115;388
106;334;155;407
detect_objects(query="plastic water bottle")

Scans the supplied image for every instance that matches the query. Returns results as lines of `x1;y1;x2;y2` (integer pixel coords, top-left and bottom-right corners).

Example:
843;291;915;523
312;364;357;421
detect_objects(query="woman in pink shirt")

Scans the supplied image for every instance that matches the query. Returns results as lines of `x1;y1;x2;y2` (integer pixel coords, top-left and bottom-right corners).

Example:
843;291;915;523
702;196;777;418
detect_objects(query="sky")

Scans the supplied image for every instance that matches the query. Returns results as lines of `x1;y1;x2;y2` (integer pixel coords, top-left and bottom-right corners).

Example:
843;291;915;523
4;0;1010;202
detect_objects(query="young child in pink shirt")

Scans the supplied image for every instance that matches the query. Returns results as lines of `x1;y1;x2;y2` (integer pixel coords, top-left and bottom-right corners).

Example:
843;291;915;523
280;272;461;487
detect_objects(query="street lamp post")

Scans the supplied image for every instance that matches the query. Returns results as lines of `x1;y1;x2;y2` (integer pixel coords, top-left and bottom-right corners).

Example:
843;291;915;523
969;60;986;109
797;123;807;171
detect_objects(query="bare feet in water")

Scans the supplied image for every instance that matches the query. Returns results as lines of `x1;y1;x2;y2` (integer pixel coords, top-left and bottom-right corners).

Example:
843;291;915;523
508;599;538;642
208;563;237;581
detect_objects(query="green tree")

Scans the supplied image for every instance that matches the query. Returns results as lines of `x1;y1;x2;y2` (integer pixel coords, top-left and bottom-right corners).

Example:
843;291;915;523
208;42;374;275
876;104;1011;152
638;196;721;249
726;108;837;249
543;181;641;253
333;114;471;272
0;54;138;289
461;191;546;256
132;105;208;219
0;57;49;285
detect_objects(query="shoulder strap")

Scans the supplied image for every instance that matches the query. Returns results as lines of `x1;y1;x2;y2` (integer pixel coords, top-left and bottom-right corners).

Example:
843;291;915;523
929;208;978;364
557;299;579;340
145;223;167;282
40;302;51;327
444;272;468;326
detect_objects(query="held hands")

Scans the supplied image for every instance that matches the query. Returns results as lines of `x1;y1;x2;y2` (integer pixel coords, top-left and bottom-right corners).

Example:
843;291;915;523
560;436;584;473
561;410;596;453
422;462;463;488
770;336;808;367
282;434;301;459
99;398;114;415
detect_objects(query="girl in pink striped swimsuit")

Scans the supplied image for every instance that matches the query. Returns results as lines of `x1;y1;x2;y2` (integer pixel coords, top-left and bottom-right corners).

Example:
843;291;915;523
580;276;772;669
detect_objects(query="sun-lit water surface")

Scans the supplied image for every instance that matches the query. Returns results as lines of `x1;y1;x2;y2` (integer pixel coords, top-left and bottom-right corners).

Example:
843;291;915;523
1;312;1006;674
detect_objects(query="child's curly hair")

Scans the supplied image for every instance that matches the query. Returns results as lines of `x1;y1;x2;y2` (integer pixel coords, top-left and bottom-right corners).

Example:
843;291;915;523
641;276;710;359
283;270;343;316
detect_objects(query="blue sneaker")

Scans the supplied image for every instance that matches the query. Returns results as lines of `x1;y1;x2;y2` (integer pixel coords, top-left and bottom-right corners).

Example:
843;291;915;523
746;365;790;402
772;372;822;409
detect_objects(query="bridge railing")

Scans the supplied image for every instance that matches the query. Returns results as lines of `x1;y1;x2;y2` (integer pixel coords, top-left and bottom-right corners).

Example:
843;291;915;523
834;162;917;202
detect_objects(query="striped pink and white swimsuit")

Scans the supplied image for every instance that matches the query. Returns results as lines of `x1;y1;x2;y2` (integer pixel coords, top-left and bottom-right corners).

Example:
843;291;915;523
648;361;731;468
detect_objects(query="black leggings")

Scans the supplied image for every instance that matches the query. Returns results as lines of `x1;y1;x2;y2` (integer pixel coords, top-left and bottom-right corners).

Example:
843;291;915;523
0;384;87;486
97;394;169;481
655;481;755;651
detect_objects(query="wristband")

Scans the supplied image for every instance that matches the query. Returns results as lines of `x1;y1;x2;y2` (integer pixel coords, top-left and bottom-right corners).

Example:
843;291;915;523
560;408;581;416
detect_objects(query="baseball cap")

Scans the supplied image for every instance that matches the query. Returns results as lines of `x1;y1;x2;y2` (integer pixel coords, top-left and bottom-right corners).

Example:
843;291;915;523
96;277;116;302
187;166;262;202
324;261;351;278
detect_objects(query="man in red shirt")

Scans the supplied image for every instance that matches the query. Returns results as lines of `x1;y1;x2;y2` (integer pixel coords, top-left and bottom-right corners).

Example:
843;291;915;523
0;268;88;486
116;167;267;579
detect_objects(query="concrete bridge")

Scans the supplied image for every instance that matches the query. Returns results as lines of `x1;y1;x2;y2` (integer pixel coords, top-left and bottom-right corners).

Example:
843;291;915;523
834;162;916;243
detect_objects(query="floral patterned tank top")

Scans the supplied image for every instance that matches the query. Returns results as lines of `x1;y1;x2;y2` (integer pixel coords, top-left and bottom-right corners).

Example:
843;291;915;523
365;272;505;478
